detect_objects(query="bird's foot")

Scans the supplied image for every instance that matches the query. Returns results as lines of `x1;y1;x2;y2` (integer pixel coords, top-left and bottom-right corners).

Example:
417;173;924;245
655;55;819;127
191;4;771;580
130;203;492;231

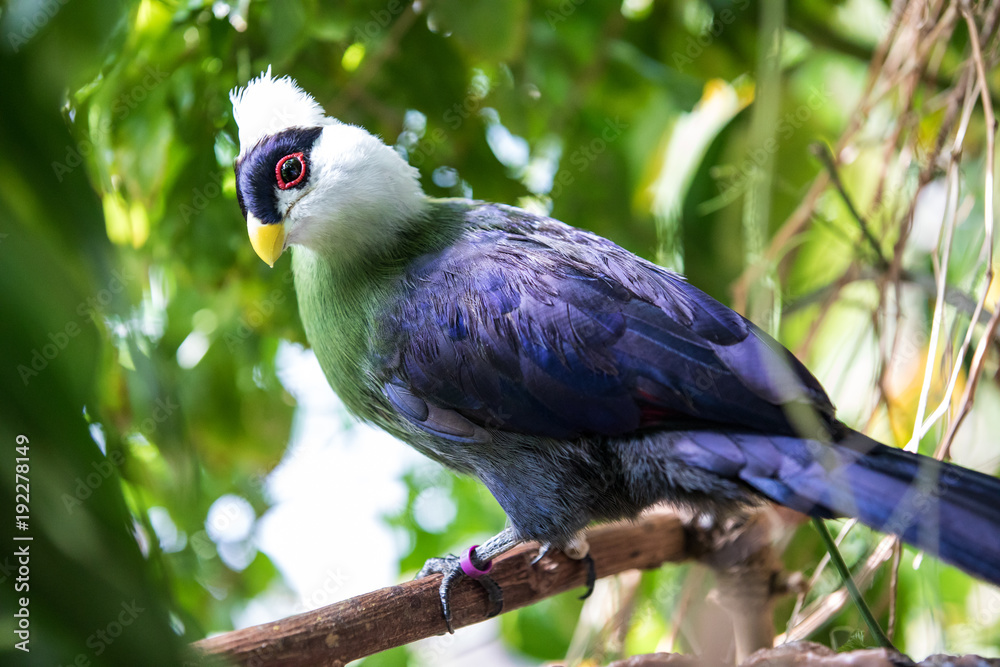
417;545;503;633
533;536;596;600
530;542;552;565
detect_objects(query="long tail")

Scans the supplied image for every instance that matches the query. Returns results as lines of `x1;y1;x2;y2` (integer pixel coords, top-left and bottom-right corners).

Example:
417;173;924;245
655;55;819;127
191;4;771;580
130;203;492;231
760;430;1000;584
666;428;1000;584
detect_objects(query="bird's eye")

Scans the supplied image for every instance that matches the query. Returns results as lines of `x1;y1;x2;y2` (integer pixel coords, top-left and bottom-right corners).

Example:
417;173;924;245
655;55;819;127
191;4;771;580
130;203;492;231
276;152;306;190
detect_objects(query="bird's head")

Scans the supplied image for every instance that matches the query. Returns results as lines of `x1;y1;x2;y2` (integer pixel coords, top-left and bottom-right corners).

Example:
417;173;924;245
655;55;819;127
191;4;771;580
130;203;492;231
230;68;426;266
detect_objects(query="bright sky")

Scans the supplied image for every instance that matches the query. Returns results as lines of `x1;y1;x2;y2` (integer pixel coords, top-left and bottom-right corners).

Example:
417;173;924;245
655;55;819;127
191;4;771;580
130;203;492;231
231;341;529;666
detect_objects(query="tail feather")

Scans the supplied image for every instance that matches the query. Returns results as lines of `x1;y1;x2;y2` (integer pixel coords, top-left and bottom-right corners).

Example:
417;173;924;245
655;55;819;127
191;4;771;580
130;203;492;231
671;428;1000;584
751;430;1000;585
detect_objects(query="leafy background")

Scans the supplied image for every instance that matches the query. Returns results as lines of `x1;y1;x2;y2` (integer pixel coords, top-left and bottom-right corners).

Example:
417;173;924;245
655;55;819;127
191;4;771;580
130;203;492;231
1;0;998;665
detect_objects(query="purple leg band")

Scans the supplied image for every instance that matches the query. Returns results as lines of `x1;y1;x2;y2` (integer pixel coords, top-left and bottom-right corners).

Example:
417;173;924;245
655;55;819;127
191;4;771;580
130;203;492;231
460;545;493;578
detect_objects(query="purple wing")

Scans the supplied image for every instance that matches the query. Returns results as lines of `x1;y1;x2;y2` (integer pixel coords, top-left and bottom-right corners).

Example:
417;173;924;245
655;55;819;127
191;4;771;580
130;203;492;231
377;204;834;440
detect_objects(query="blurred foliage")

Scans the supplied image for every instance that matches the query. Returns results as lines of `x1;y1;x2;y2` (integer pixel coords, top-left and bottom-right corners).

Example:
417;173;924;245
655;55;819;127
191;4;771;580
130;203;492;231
1;0;999;665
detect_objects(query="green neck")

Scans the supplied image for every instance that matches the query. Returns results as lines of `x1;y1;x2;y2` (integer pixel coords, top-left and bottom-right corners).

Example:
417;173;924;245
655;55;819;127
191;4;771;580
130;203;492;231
291;247;376;417
290;199;467;419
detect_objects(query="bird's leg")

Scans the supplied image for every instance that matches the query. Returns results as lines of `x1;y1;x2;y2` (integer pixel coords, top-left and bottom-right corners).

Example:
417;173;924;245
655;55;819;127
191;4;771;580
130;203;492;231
416;526;520;633
532;534;597;600
473;526;522;562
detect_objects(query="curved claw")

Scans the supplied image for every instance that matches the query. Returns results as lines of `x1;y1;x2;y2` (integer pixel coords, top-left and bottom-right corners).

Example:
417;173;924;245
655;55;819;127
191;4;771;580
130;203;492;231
477;574;504;618
530;541;597;600
531;543;552;565
437;566;464;632
416;554;504;633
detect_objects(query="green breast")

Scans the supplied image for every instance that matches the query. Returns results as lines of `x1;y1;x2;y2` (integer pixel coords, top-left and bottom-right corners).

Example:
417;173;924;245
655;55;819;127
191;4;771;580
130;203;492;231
291;246;389;422
288;200;472;428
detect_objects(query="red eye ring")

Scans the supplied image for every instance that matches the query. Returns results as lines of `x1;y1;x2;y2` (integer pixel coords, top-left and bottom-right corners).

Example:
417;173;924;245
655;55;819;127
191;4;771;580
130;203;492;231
276;152;307;190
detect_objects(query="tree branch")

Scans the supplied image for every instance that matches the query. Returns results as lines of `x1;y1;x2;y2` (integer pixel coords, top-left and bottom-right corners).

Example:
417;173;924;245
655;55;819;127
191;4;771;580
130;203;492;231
193;512;687;667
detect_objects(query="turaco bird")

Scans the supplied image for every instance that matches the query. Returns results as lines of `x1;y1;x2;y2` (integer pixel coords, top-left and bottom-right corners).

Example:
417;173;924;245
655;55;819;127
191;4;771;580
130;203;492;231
231;69;1000;631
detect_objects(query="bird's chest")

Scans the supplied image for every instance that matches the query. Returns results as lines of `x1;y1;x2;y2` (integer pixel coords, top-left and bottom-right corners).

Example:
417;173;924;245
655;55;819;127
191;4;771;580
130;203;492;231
291;250;394;421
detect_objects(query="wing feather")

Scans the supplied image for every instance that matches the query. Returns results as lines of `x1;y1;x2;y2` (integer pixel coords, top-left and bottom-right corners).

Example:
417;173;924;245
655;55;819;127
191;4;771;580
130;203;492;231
377;204;833;440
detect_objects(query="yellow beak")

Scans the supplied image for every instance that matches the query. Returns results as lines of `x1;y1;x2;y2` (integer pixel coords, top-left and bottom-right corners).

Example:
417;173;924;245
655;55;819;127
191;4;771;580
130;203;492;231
247;213;286;267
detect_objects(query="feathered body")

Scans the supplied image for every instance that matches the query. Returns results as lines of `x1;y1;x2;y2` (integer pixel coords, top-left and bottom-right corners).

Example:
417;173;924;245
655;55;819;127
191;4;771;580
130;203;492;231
292;199;1000;584
233;70;1000;589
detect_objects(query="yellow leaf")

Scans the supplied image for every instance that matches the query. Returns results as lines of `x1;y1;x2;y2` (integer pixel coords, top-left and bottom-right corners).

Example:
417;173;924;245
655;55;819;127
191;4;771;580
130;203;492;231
884;343;967;446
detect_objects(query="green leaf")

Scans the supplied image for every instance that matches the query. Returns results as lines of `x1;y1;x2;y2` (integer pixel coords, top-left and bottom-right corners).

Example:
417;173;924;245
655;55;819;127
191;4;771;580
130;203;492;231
431;0;529;62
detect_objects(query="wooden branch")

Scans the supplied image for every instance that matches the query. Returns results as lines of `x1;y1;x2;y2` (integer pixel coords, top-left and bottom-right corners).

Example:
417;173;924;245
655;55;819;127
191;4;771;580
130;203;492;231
690;509;794;662
193;512;687;667
606;642;1000;667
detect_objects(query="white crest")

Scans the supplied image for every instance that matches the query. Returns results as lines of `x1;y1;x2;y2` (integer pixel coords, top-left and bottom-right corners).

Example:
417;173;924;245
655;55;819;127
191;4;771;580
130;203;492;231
230;66;334;155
